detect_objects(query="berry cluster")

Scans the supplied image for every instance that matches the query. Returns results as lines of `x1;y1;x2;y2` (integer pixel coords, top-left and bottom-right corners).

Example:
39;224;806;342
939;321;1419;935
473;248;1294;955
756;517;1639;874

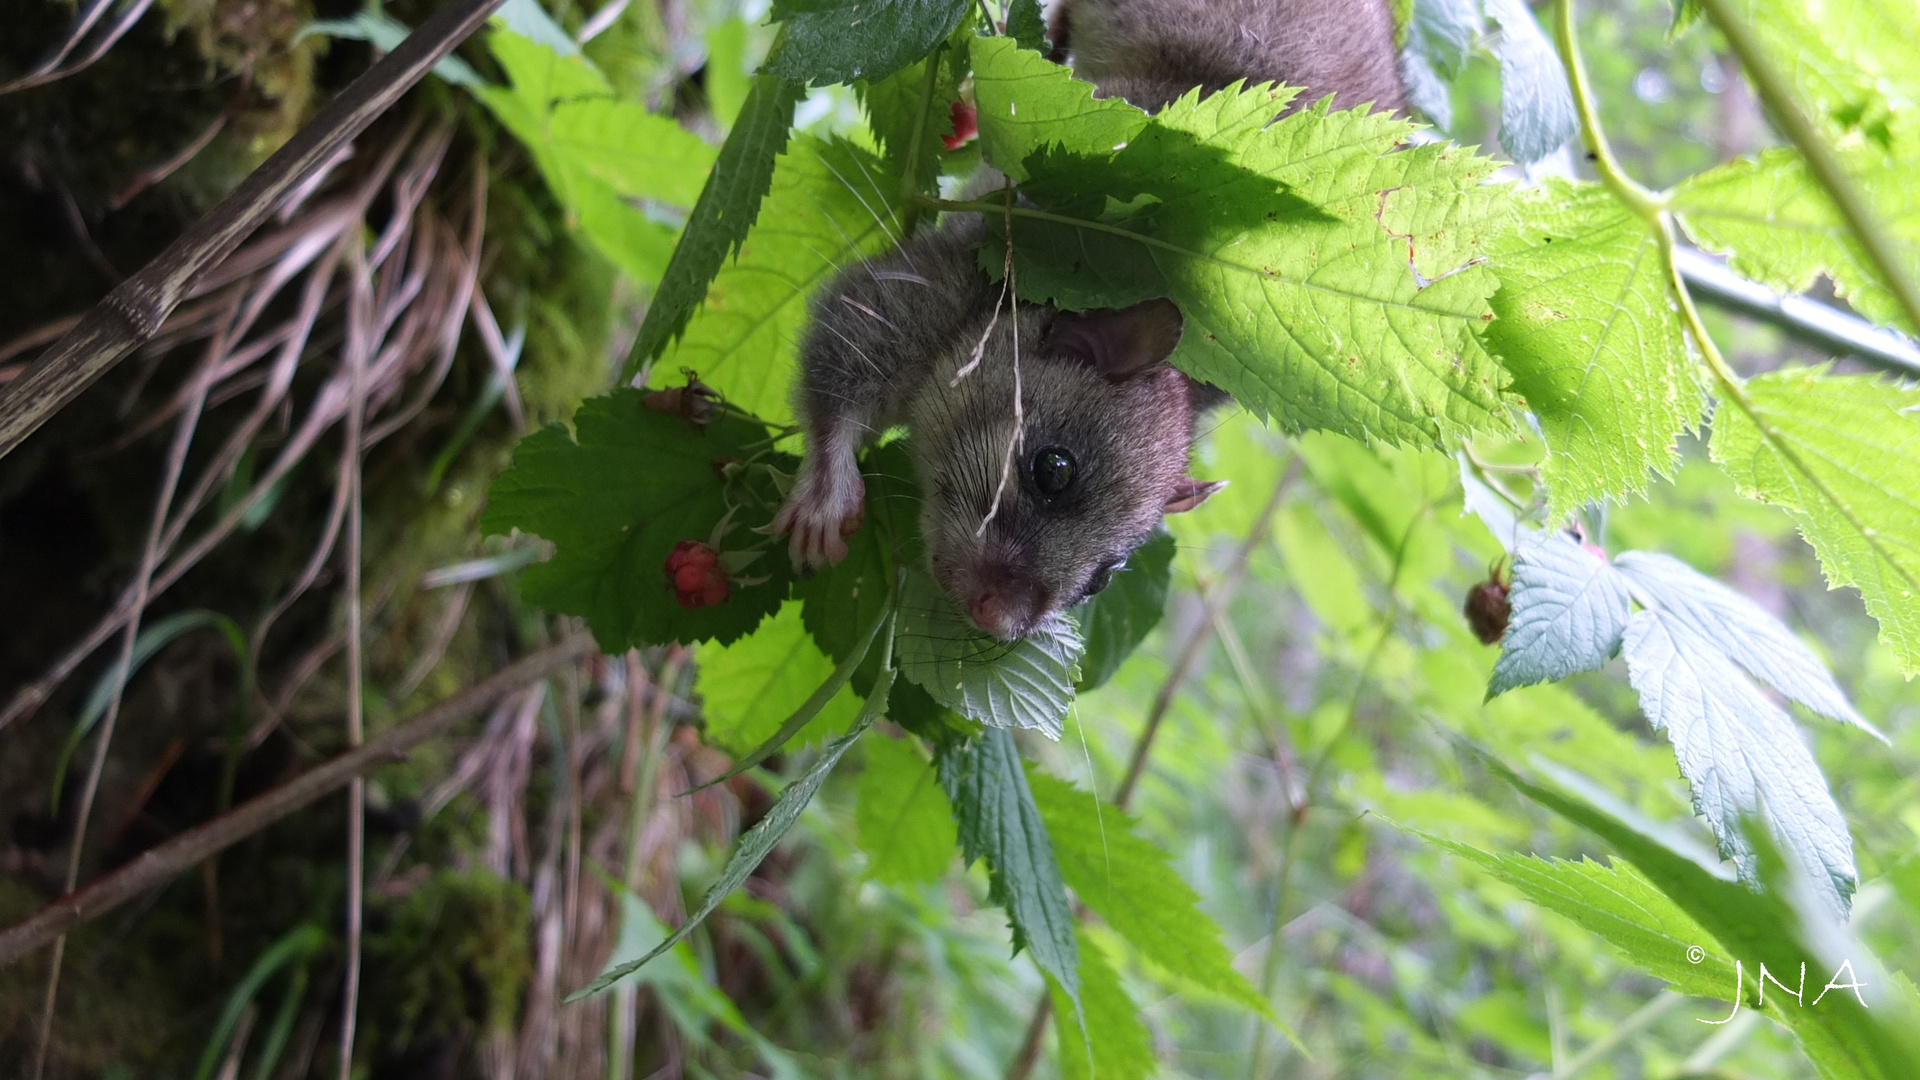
943;101;978;151
666;540;730;609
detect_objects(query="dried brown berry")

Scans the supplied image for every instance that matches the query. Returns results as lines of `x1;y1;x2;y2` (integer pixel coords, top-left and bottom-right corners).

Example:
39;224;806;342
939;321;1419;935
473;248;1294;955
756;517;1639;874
1464;567;1511;645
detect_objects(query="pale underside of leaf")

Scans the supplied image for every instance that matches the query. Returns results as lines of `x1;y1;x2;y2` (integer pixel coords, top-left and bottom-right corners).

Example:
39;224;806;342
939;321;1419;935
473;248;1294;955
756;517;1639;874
895;571;1083;739
1488;530;1631;695
1622;607;1857;915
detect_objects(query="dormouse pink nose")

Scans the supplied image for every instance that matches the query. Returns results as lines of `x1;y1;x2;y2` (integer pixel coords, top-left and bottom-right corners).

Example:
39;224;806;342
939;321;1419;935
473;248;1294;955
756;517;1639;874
968;590;1017;640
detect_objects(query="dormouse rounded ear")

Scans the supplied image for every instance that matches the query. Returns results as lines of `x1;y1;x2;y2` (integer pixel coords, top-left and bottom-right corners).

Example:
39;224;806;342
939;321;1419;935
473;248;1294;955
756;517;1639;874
1164;477;1226;514
1044;297;1184;381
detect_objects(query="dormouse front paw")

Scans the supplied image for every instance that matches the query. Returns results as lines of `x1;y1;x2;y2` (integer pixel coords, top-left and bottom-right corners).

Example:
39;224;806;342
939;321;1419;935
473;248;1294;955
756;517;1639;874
772;449;865;569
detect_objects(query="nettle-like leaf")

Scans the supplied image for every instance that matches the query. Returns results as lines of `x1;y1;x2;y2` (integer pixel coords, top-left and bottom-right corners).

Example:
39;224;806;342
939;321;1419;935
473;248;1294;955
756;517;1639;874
1487;530;1630;695
986;66;1516;447
1621;606;1858;914
1481;0;1577;164
481;389;795;650
1709;369;1920;675
481;30;708;283
1673;148;1920;335
856;734;957;884
969;36;1150;182
935;729;1079;1004
796;443;922;686
767;0;974;86
1028;772;1275;1021
859;31;970;205
1489;757;1920;1080
577;699;883;998
1484;180;1700;515
1674;0;1920;333
1049;928;1152;1080
696;600;865;756
1073;528;1175;691
652;135;904;423
624;73;806;376
1613;551;1880;736
1417;834;1732;1000
896;570;1083;739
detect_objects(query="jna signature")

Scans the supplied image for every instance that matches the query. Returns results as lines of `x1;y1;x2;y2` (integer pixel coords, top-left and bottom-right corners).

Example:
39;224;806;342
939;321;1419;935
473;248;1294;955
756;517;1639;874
1690;948;1870;1024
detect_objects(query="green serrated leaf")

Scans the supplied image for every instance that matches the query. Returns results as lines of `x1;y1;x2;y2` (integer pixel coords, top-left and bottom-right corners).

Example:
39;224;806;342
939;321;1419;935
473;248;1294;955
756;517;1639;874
1027;772;1276;1022
969;36;1150;182
1674;0;1920;332
625;73;807;377
1072;529;1174;691
1049;928;1152;1080
1483;755;1920;1080
768;0;972;86
480;31;686;283
857;734;958;883
696;600;869;758
1005;80;1516;446
650;136;904;423
896;570;1083;738
575;683;885;999
1709;368;1920;675
935;729;1079;1004
1415;832;1731;999
481;389;794;650
797;442;922;689
1485;180;1700;514
1674;148;1920;335
859;45;962;208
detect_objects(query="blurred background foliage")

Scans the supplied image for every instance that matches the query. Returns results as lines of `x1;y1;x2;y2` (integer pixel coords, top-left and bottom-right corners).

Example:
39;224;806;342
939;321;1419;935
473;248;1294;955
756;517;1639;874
0;0;1915;1077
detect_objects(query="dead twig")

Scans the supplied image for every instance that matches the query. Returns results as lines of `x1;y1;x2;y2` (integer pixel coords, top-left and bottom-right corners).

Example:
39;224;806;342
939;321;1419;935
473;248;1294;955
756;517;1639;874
0;635;599;969
0;0;509;460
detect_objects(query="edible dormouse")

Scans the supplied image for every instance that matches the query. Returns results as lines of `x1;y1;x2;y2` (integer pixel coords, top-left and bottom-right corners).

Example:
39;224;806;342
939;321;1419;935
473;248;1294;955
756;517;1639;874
772;0;1407;639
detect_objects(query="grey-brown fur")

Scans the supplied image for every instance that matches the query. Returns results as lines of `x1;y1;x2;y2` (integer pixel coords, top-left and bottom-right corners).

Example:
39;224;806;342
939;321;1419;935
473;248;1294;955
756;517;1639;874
774;0;1406;638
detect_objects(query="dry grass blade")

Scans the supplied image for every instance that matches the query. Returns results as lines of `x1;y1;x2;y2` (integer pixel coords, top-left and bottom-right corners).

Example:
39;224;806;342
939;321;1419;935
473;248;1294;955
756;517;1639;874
0;636;598;968
0;0;156;96
0;0;509;460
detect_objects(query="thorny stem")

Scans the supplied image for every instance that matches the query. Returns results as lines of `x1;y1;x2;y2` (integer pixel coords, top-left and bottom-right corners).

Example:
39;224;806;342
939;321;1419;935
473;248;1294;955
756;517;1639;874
1006;463;1295;1080
1691;0;1920;336
31;336;219;1080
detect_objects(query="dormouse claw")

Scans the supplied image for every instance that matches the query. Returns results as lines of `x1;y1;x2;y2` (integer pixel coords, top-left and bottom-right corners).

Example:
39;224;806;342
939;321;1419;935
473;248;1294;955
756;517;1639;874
771;448;865;570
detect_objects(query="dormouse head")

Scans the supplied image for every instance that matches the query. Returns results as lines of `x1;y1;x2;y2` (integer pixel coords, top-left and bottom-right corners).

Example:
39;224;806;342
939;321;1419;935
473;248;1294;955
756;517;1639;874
909;297;1226;640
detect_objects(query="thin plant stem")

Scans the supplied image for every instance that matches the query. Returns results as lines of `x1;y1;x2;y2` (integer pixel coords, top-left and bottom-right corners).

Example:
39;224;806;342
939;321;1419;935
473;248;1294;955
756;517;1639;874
1691;0;1920;334
335;244;372;1080
30;336;220;1080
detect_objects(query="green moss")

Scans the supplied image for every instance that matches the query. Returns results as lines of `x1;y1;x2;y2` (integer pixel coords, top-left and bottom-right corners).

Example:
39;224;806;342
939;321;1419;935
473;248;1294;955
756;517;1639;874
361;868;533;1052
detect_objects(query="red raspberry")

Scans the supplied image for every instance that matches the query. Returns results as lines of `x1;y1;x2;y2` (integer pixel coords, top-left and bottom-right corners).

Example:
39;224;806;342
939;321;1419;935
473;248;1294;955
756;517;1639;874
666;540;717;575
943;101;977;151
674;562;710;592
699;573;730;607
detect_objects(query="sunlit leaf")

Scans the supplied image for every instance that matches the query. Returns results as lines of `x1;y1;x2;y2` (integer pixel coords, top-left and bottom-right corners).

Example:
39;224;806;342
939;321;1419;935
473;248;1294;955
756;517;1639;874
1488;530;1631;695
1709;368;1920;676
896;570;1083;739
696;600;867;757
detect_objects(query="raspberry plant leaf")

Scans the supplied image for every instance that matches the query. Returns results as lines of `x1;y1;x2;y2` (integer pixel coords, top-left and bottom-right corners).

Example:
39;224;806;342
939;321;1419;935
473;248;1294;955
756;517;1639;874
766;0;974;86
480;388;795;651
1029;772;1278;1022
1484;179;1700;516
1072;528;1175;692
935;728;1080;1006
650;135;905;424
856;734;958;885
896;569;1084;739
1048;927;1152;1080
1709;369;1920;676
1487;529;1631;696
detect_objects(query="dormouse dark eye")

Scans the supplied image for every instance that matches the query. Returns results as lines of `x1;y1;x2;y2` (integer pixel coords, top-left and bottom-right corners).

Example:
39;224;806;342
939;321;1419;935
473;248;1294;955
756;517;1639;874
1030;446;1076;497
1085;560;1121;597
